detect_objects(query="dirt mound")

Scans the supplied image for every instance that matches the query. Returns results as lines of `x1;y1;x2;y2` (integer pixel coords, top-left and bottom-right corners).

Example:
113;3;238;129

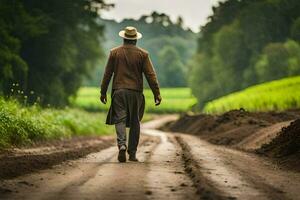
165;109;300;146
164;113;216;134
164;109;300;171
235;121;293;151
257;119;300;170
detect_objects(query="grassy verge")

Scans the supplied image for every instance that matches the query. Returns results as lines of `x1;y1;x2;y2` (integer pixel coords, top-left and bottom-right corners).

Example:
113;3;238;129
204;76;300;113
0;97;114;148
70;87;196;113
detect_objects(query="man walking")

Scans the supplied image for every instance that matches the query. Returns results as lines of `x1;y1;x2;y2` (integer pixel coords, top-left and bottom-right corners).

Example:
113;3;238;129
100;26;162;162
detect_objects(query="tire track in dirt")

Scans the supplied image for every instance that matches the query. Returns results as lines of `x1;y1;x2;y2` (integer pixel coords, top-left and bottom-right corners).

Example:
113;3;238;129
175;136;225;200
176;133;300;200
143;129;198;200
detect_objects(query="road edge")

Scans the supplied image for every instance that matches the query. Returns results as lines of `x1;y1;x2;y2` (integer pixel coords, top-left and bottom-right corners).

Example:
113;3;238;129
0;138;115;180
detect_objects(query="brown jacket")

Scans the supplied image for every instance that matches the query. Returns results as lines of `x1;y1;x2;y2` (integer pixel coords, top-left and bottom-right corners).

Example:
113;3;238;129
100;44;160;97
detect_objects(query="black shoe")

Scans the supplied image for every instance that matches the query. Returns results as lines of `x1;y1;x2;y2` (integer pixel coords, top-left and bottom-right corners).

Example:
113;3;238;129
128;154;138;162
118;145;126;163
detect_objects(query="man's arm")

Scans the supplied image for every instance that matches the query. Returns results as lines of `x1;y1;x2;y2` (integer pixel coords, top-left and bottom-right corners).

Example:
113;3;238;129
143;53;162;105
100;51;114;104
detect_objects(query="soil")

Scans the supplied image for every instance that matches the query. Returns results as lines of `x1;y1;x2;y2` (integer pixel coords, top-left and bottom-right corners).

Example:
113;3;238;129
176;133;300;200
0;115;300;200
257;119;300;170
0;136;115;179
0;116;199;200
164;109;300;172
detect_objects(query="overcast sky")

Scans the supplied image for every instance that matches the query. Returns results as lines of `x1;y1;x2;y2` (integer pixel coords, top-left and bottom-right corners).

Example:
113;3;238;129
101;0;223;32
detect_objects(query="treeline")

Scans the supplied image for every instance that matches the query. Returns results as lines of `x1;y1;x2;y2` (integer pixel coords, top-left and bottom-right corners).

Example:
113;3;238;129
84;12;197;88
0;0;112;106
189;0;300;108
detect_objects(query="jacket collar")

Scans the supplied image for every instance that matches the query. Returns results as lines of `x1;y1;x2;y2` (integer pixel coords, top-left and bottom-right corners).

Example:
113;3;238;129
122;44;137;48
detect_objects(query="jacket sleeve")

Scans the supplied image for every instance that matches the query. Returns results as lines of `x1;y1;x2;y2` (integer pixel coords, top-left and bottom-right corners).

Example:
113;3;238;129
143;53;160;97
100;51;114;95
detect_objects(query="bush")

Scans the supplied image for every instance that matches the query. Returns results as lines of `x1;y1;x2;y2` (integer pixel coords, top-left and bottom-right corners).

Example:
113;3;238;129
0;97;113;148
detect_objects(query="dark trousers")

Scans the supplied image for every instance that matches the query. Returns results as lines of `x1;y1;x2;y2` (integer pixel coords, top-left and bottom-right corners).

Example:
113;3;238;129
115;120;140;155
109;89;144;155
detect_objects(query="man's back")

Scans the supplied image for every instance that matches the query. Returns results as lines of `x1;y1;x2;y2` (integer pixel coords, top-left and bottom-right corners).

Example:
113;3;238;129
111;44;146;91
101;44;160;97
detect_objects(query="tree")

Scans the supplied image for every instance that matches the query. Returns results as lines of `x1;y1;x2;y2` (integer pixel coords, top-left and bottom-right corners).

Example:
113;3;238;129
188;53;217;108
212;21;250;90
157;46;186;87
189;0;300;109
0;0;47;95
254;43;287;82
291;17;300;42
176;16;184;28
84;13;197;88
254;41;298;83
198;0;246;54
285;40;300;75
239;1;289;55
0;0;112;106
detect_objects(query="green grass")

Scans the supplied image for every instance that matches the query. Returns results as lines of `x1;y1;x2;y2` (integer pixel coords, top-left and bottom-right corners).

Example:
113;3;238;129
204;76;300;114
70;87;196;113
0;97;114;148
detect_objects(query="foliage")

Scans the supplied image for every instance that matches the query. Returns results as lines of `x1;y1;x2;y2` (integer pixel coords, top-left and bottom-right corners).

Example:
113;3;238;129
157;46;186;87
0;0;46;96
0;0;112;106
190;0;300;109
291;17;300;41
0;97;113;148
144;88;197;113
204;76;300;113
84;12;197;87
255;40;300;83
188;54;216;106
70;87;197;113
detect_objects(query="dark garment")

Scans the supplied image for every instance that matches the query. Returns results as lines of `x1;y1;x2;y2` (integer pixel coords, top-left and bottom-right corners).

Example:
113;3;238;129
100;44;160;98
106;89;145;127
115;122;126;147
106;88;145;154
115;120;139;155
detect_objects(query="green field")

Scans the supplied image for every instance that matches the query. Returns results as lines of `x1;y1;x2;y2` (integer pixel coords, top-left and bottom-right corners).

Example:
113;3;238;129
204;76;300;113
0;86;193;148
0;97;114;148
71;87;197;113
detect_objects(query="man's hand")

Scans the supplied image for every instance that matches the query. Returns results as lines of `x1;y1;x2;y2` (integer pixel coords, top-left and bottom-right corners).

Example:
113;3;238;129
154;95;162;106
100;94;107;104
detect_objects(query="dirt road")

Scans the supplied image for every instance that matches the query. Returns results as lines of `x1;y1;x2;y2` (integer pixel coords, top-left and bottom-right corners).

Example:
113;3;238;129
1;116;300;200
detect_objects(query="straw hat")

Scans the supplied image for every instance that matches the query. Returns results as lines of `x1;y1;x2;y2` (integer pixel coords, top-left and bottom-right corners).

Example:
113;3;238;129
119;26;142;40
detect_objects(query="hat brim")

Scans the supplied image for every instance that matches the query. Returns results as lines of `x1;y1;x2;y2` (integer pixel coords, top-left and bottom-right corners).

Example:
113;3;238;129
119;30;142;40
